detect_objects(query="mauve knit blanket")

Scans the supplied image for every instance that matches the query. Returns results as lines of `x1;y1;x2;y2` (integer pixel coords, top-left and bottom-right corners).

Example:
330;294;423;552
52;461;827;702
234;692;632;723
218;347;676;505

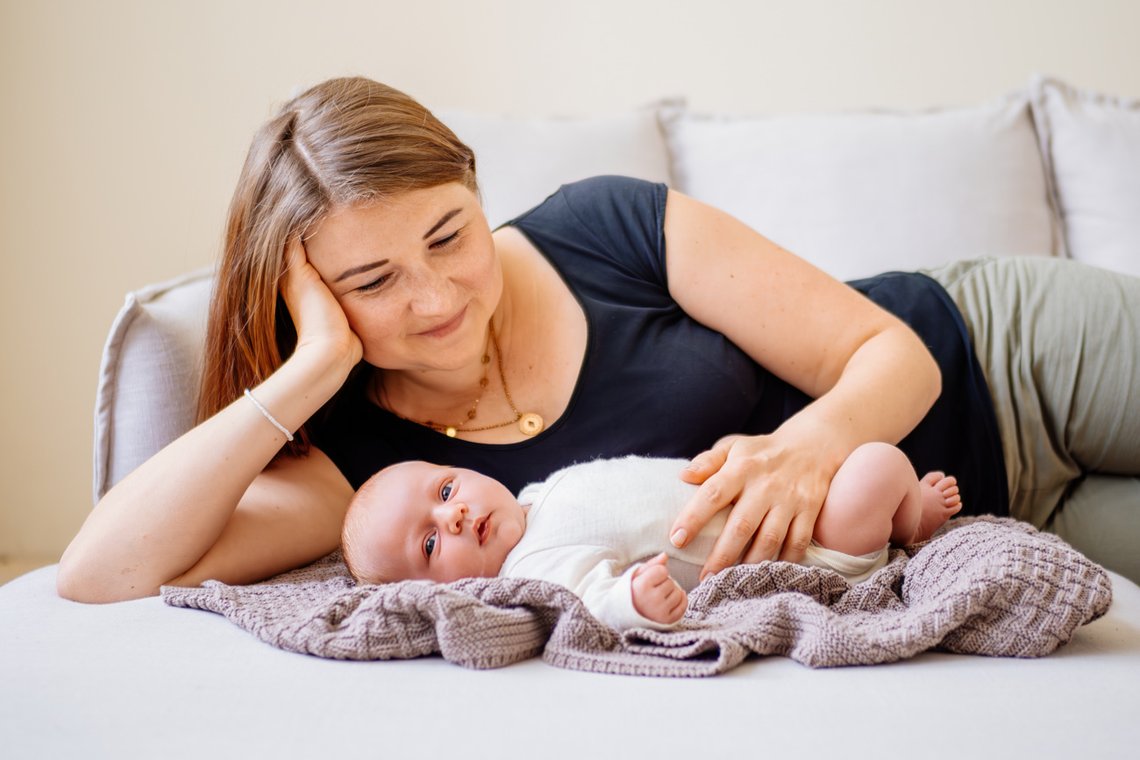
161;517;1112;677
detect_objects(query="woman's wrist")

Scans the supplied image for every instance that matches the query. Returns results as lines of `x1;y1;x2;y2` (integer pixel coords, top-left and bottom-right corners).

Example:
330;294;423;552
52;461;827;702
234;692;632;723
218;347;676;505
247;346;357;436
770;412;856;477
288;339;361;391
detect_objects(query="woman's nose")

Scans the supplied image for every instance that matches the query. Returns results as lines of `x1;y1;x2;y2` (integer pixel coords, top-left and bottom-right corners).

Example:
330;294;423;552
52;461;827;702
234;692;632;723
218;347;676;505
434;501;469;534
407;265;452;316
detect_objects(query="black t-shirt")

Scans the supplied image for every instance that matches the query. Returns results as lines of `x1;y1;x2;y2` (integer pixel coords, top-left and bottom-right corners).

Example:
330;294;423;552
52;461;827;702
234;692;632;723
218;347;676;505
311;176;1007;515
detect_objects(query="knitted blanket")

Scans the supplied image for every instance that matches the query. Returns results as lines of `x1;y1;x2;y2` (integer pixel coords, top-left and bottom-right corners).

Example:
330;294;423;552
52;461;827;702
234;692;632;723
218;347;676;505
161;517;1112;677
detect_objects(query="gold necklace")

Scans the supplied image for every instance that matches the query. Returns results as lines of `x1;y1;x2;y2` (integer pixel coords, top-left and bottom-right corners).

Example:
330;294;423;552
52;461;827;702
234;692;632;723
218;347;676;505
488;323;545;437
383;322;544;438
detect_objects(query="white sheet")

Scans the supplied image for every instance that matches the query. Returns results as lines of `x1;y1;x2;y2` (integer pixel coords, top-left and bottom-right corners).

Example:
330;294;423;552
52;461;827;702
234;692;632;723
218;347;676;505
2;565;1138;759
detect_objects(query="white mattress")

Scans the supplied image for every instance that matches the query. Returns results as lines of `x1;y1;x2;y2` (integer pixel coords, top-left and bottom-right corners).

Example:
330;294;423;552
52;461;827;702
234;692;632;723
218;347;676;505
3;565;1139;759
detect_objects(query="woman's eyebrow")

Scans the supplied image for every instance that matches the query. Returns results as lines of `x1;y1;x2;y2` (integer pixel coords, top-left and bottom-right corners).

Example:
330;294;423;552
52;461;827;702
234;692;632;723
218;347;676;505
423;209;461;240
334;259;389;283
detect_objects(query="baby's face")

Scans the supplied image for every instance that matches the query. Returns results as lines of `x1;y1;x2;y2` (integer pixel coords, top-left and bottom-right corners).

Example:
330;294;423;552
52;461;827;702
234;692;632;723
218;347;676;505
351;461;527;583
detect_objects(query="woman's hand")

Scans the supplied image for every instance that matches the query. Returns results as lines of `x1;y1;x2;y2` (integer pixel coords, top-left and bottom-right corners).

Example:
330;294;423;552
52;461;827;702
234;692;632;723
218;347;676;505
281;238;363;371
670;433;836;581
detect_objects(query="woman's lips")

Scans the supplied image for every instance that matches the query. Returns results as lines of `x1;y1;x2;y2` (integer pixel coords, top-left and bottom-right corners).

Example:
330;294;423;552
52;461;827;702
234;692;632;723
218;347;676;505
417;306;467;338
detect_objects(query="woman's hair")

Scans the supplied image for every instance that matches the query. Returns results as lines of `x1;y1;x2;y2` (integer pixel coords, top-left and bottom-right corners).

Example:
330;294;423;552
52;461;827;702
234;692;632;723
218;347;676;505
196;77;478;456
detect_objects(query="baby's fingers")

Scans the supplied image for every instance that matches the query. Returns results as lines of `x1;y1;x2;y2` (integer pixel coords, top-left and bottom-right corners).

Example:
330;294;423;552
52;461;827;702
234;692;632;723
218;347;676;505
632;553;668;580
669;588;689;620
634;564;670;587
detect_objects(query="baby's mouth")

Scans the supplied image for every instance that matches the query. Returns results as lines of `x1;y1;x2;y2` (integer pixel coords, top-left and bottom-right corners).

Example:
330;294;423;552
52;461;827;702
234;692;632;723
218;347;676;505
474;515;490;546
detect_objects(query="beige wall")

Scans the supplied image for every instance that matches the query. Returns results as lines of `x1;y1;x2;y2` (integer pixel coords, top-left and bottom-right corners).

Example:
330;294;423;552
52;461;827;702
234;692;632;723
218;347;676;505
2;0;1138;562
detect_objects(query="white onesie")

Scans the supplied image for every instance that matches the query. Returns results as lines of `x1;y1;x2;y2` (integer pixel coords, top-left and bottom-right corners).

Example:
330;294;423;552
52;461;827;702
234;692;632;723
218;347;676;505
500;456;887;631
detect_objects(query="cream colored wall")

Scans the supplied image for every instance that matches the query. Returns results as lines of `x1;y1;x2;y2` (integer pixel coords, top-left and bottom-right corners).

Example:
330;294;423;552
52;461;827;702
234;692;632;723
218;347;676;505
2;0;1138;563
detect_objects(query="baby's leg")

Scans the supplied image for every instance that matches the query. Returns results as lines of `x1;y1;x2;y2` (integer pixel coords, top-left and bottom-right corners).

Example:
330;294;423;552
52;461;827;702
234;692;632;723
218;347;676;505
812;443;961;556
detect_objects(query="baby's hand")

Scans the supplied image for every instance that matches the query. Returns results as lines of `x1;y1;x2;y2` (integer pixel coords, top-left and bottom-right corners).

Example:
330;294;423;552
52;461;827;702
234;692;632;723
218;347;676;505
631;552;688;625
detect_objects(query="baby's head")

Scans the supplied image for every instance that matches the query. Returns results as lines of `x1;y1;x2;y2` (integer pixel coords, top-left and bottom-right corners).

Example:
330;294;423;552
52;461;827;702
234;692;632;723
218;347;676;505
342;461;527;584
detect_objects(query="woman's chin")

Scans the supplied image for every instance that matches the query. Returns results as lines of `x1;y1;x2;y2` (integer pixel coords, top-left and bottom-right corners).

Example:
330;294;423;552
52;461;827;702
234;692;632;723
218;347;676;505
365;349;481;375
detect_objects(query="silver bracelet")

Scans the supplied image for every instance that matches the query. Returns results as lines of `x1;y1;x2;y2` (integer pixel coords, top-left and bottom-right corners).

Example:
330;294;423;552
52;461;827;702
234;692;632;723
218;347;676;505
243;388;295;442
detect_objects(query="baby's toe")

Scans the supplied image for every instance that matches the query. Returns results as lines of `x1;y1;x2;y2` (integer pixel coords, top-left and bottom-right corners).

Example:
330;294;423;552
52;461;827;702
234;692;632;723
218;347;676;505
921;471;946;487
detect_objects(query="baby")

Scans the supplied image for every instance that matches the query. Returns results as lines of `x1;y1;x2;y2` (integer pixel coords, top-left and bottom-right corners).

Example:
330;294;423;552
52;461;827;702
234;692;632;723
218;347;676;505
341;443;961;631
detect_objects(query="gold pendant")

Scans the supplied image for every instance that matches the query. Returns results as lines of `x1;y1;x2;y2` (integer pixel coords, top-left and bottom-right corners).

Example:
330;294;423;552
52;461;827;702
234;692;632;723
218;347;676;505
445;426;458;438
518;413;544;436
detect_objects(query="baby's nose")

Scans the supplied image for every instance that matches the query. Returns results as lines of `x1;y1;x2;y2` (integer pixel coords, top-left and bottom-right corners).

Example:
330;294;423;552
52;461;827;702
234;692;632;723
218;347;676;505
435;501;469;533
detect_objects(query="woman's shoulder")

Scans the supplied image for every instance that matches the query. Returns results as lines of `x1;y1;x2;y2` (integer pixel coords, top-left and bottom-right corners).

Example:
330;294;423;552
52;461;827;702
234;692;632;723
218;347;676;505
511;175;666;229
558;174;666;201
508;175;669;287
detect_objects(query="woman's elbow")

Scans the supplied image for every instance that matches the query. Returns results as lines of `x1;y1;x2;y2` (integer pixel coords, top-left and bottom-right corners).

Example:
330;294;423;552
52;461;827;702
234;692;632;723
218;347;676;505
55;562;95;603
55;550;106;603
55;554;100;603
55;548;157;604
55;540;89;600
56;574;158;604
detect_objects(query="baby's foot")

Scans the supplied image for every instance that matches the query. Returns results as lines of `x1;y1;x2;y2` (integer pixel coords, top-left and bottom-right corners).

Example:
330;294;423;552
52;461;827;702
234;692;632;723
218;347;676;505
912;472;962;543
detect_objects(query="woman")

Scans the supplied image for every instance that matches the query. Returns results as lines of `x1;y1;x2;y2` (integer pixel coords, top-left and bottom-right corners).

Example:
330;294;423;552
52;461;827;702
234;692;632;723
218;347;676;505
58;77;1140;602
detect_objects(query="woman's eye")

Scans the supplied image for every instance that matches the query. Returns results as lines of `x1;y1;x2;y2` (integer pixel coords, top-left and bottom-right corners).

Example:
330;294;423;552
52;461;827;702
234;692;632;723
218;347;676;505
356;273;391;293
440;480;454;501
424;532;437;558
430;230;461;250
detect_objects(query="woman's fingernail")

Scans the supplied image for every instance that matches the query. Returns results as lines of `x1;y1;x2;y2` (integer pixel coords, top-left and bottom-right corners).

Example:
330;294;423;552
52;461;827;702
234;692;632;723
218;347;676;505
671;529;688;547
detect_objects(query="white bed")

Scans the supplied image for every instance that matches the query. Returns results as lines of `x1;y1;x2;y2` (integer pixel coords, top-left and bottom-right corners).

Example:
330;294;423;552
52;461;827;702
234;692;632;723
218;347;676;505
2;563;1139;759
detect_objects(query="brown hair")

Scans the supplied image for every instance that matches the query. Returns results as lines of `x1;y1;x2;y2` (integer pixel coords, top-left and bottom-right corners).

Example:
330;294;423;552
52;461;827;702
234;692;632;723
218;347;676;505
196;77;478;457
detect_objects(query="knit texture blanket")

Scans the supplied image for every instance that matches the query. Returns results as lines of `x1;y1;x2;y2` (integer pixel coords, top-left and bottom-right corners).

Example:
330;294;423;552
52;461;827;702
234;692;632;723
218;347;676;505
161;517;1112;677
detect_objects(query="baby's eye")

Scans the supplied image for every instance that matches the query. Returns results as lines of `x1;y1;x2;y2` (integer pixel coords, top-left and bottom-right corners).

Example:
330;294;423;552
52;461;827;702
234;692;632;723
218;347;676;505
440;480;454;501
424;532;437;558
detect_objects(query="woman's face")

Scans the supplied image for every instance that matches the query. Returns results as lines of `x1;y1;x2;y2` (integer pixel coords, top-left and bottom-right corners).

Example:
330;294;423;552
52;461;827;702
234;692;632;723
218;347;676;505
303;182;500;373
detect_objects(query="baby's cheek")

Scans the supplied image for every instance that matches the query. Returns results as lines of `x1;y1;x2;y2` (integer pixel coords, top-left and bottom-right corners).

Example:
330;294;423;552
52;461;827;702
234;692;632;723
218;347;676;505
505;520;525;548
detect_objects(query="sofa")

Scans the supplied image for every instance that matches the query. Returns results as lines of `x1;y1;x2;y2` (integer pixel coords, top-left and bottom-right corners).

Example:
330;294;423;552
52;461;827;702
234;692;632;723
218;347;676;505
3;75;1139;759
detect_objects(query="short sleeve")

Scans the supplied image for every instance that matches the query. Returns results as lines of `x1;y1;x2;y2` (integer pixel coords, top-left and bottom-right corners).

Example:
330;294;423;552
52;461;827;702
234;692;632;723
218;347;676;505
511;175;670;292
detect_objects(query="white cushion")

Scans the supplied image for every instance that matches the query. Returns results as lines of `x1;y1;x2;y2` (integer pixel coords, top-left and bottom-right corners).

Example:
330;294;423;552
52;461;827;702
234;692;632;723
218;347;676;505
1031;76;1140;277
438;108;674;228
661;93;1061;281
93;268;213;501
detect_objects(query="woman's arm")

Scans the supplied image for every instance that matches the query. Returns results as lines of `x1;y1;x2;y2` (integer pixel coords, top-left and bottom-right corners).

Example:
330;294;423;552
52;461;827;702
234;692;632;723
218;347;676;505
58;242;362;602
662;190;941;579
